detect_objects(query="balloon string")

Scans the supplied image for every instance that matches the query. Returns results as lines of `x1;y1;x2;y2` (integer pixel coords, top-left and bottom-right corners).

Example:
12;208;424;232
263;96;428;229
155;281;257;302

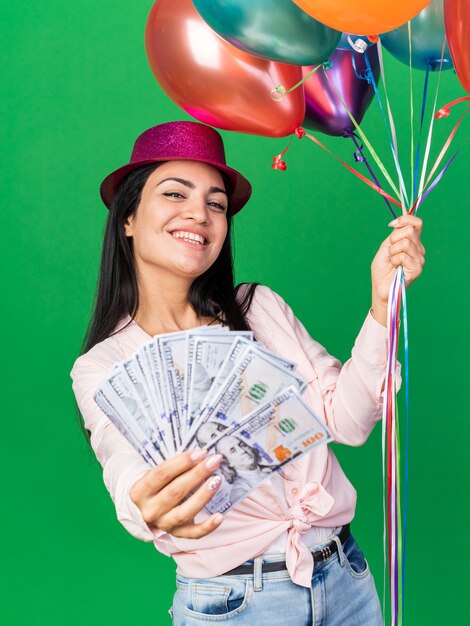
351;50;373;83
392;276;400;626
412;64;431;204
400;269;409;626
435;95;470;118
387;268;402;626
382;320;388;626
374;40;409;211
382;268;399;626
414;37;447;213
271;128;305;170
397;399;402;626
271;128;402;208
271;138;292;170
411;93;470;210
411;103;470;214
408;21;415;208
270;63;326;101
412;151;458;210
347;131;397;218
321;66;402;200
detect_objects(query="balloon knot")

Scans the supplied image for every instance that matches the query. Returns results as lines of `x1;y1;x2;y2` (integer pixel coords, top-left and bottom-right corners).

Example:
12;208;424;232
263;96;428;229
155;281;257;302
354;150;365;163
272;155;287;170
367;35;379;43
348;36;368;54
323;60;333;70
435;107;450;119
360;69;373;84
295;127;306;139
271;85;287;101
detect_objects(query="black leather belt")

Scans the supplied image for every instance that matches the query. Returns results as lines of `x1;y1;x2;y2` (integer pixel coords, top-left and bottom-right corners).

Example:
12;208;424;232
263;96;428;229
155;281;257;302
222;524;350;577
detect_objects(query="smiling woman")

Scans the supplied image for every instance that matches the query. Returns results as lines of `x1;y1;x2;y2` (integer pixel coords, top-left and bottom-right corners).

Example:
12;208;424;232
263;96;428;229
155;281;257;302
77;122;255;348
123;161;229;301
70;120;425;626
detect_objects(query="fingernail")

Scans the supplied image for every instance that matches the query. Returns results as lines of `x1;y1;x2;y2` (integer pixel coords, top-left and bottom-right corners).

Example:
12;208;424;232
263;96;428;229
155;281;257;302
190;448;207;461
205;454;223;470
388;219;399;227
212;513;224;525
208;475;221;490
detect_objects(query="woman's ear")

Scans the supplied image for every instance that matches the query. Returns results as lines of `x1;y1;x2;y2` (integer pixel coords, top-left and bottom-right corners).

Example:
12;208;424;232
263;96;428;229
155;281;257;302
124;214;134;237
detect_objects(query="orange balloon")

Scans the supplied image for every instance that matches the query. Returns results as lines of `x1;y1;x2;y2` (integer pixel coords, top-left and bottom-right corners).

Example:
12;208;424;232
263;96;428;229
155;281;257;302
145;0;305;137
291;0;432;35
445;0;470;93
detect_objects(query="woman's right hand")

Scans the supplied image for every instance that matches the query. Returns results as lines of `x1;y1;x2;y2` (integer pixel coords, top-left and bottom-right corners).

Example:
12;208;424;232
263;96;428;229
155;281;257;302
130;449;224;539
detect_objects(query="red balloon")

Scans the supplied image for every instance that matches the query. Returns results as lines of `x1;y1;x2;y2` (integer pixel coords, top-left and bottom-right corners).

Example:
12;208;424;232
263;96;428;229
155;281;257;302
145;0;305;137
445;0;470;93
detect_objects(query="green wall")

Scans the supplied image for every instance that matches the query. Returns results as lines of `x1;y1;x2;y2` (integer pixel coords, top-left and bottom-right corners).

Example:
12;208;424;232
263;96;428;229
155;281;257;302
2;1;469;624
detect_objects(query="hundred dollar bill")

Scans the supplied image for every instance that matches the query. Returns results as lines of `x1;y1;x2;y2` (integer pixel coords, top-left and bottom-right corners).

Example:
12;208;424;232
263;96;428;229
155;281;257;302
155;331;188;448
197;337;295;427
202;385;332;514
143;341;177;455
192;336;252;429
185;345;307;449
104;365;166;460
133;349;172;455
121;358;169;458
94;390;156;465
183;326;230;425
186;332;254;434
253;342;297;371
94;382;163;465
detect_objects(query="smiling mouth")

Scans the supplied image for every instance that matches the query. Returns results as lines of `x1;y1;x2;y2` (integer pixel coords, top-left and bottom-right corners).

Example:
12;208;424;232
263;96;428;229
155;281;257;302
170;230;208;246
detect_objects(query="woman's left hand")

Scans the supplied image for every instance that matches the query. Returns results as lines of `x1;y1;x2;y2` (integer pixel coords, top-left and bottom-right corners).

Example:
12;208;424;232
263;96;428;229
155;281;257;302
370;215;425;326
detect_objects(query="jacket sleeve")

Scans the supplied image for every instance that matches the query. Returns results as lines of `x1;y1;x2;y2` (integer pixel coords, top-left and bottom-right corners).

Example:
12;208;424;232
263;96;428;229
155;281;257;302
70;353;174;555
252;286;401;447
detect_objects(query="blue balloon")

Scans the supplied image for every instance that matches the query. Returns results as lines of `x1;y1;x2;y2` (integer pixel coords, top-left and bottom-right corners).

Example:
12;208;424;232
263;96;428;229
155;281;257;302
381;0;452;71
193;0;341;66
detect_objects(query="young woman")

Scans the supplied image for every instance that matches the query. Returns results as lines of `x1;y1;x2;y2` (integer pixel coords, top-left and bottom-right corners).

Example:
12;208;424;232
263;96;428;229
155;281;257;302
71;120;425;625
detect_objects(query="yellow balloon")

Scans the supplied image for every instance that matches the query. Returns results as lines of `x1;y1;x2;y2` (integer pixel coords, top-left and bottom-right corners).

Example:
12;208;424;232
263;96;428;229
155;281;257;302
291;0;432;35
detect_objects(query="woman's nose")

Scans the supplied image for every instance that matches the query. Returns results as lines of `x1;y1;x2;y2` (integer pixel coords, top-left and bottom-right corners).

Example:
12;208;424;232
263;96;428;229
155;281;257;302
181;196;210;222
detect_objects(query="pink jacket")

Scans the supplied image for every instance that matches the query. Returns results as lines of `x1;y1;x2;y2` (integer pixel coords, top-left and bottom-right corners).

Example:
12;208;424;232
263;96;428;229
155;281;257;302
71;285;393;588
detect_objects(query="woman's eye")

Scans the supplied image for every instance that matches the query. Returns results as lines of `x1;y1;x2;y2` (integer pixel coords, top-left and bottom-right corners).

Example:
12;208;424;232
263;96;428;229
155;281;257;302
208;201;227;212
162;191;184;198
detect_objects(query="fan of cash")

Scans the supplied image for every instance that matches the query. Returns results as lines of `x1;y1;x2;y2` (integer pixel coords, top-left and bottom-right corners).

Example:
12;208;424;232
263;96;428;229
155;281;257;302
94;325;332;514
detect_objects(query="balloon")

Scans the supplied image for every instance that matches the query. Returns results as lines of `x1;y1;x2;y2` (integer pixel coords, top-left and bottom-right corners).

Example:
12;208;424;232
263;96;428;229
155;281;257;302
192;0;341;66
445;0;470;92
291;0;433;36
381;0;452;71
145;0;305;137
303;46;380;136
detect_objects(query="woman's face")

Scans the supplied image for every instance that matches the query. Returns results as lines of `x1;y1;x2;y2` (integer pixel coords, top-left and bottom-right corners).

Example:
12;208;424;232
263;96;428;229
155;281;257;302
124;160;229;280
217;436;258;471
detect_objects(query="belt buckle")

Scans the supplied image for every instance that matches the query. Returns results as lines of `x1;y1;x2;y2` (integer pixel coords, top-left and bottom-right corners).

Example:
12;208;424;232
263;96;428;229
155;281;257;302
320;545;332;562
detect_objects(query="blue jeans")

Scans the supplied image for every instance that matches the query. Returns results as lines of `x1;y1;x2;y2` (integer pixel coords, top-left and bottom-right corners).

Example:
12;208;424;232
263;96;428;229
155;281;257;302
170;533;383;625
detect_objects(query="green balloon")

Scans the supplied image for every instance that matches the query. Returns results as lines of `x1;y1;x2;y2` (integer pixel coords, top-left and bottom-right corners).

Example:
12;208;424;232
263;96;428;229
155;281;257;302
193;0;341;66
381;0;452;71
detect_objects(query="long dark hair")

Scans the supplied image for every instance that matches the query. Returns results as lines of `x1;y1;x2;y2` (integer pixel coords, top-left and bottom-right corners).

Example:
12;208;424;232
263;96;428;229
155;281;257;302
78;163;258;437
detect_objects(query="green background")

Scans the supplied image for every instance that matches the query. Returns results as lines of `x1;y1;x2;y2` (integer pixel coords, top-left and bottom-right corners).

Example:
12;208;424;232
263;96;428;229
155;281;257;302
2;1;469;624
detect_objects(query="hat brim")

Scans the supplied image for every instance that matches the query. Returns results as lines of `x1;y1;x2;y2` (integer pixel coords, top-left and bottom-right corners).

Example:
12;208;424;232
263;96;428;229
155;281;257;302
100;156;252;216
